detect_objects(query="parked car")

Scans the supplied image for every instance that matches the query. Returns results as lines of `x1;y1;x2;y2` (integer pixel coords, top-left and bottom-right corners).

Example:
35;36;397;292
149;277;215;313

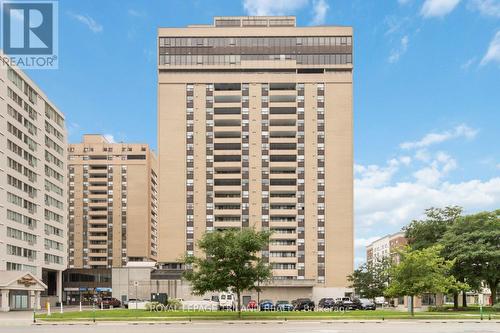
99;297;121;309
292;298;315;311
335;297;357;310
218;292;235;310
318;298;336;309
354;298;376;310
124;298;142;309
275;300;293;311
259;299;275;311
247;299;258;309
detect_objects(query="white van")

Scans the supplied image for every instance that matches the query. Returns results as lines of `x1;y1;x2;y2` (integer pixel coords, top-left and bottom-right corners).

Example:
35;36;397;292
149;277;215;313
218;292;235;310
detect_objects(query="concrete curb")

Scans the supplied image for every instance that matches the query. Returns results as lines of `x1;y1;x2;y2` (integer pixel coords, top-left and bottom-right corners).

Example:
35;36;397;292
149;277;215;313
32;319;500;326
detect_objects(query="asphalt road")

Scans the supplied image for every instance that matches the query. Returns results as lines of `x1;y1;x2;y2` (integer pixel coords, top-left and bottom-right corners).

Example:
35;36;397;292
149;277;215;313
0;322;499;333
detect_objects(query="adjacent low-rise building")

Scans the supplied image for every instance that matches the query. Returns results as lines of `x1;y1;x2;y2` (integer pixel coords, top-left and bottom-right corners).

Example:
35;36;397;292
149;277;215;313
366;231;407;265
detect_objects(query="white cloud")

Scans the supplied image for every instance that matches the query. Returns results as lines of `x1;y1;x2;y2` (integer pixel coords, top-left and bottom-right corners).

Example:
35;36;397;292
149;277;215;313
421;0;461;17
69;12;103;33
355;236;382;249
311;0;329;25
480;30;500;66
384;16;410;36
355;156;411;188
356;177;500;233
460;57;476;70
243;0;308;15
103;134;116;143
388;35;409;63
128;9;146;17
413;152;457;186
355;123;499;265
469;0;500;17
400;124;478;149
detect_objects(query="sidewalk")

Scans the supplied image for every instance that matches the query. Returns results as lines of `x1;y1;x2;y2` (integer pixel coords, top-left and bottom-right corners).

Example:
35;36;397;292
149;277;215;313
0;311;34;326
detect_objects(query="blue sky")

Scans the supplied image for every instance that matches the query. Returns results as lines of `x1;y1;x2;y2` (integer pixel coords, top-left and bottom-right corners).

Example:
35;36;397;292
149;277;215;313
25;0;500;265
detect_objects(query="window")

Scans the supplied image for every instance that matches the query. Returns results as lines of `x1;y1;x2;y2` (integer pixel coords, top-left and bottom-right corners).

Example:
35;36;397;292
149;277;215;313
7;262;37;274
44;253;63;264
45;103;64;128
7;244;36;259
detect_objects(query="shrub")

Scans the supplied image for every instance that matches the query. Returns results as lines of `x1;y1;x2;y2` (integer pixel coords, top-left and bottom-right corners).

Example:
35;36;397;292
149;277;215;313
167;298;182;310
145;301;161;311
428;305;500;312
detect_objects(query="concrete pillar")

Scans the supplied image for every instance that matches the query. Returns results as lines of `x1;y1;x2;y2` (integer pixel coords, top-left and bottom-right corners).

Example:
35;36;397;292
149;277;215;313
35;291;41;310
56;270;62;303
1;290;10;312
30;291;36;309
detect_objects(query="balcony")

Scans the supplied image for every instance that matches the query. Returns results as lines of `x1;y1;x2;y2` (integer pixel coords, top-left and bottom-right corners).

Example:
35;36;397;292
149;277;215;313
269;244;298;252
269;209;297;216
269;142;297;150
213;150;242;157
269;131;296;139
214;119;241;127
214;107;241;115
271;269;298;277
270;232;298;240
268;256;297;263
213;125;241;133
214;131;241;139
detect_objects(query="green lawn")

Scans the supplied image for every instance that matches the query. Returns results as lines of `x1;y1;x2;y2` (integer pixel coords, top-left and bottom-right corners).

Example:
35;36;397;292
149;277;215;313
36;308;500;321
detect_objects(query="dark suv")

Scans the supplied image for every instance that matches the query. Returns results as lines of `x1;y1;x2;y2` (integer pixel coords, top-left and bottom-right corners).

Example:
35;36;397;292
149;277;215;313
335;297;357;310
318;298;336;309
353;298;376;310
292;298;315;311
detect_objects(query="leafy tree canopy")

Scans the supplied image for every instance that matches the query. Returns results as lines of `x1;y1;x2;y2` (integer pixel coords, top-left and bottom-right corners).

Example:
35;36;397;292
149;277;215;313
404;206;463;250
348;257;391;300
441;210;500;304
385;245;467;315
183;228;272;315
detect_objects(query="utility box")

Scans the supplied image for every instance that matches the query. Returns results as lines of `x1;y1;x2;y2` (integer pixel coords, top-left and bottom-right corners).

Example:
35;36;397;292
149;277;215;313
151;293;168;305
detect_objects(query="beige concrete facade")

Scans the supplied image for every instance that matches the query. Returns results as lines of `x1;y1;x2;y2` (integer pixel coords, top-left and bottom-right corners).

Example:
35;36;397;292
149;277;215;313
0;61;67;305
68;135;158;268
158;16;353;288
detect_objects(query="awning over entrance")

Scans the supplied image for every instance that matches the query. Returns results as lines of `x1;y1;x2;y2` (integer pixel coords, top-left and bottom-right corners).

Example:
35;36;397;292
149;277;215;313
0;271;47;312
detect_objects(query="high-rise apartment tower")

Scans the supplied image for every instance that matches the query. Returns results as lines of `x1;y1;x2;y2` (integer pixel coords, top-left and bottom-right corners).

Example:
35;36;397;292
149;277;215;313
67;135;158;270
157;16;353;291
0;62;68;310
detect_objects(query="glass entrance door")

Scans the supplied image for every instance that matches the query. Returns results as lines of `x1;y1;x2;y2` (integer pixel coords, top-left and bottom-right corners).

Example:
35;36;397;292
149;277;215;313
10;291;29;310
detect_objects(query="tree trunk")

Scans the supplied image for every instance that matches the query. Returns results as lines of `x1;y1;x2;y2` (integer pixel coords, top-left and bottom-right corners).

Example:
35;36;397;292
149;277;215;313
462;290;467;308
490;284;497;306
236;290;241;319
453;292;459;309
410;295;414;317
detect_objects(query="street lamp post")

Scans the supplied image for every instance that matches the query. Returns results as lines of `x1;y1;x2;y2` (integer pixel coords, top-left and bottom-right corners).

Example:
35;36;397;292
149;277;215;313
133;281;139;311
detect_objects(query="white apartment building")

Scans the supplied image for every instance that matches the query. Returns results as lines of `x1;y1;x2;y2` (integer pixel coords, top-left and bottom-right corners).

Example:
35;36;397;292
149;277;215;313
366;231;407;265
0;62;67;311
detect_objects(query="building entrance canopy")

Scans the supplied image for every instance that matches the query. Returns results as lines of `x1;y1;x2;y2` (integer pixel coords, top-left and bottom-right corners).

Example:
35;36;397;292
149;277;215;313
0;271;46;312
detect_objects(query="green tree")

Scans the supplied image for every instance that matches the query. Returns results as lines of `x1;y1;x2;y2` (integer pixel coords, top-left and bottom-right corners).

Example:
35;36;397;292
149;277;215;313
183;228;272;318
404;206;463;251
441;210;500;305
385;246;466;316
403;206;465;308
348;257;391;300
